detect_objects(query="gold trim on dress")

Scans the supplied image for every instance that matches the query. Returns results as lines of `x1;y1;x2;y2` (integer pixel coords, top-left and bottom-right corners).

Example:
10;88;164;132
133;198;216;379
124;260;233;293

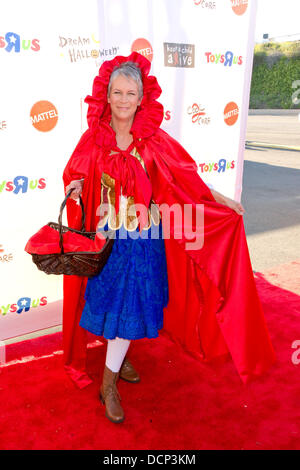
97;147;160;232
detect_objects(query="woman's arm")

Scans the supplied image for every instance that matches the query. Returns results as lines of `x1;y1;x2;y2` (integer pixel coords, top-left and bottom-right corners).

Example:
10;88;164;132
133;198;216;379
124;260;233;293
210;189;245;216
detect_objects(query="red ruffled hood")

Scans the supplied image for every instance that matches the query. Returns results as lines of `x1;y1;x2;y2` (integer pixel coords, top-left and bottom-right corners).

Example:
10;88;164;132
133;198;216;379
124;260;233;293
84;52;164;148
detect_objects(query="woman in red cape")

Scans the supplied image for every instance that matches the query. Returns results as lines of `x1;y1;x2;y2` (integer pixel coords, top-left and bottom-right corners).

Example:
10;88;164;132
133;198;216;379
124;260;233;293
62;52;275;402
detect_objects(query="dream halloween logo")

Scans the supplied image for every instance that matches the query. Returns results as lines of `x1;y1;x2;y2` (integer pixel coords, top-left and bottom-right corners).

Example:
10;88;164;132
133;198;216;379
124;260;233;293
0;32;40;53
59;34;120;64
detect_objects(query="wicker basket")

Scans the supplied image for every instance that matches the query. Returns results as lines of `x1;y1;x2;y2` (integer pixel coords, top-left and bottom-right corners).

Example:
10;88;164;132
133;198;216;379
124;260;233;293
30;189;115;277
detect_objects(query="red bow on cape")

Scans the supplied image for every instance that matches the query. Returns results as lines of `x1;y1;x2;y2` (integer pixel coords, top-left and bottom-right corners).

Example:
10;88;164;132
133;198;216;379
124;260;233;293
102;143;152;231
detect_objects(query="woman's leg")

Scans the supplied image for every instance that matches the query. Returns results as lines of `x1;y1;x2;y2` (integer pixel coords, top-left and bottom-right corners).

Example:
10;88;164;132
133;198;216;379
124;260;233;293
105;337;140;382
105;336;131;372
100;337;131;424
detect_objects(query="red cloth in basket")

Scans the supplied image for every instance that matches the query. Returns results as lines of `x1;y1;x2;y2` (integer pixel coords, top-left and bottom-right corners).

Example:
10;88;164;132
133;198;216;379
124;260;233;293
25;225;106;255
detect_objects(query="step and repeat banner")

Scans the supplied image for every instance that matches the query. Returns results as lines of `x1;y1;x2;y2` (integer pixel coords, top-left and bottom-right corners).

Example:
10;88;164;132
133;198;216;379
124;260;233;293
0;0;256;342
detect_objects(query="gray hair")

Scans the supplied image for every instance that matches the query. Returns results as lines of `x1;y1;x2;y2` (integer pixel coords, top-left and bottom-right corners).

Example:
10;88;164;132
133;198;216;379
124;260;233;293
107;61;143;99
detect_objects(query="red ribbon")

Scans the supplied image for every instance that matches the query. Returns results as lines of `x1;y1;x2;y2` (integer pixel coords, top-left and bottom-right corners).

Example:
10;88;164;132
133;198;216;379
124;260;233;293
102;143;153;231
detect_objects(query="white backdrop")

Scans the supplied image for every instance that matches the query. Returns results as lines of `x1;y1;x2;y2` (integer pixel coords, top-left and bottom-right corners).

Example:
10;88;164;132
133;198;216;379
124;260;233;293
0;0;257;342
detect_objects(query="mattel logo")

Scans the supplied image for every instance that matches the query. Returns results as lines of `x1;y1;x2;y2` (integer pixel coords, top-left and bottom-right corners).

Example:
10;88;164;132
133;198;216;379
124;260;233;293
30;101;58;132
231;0;248;16
224;102;239;126
0;32;40;52
131;38;153;62
0;296;47;316
164;43;195;68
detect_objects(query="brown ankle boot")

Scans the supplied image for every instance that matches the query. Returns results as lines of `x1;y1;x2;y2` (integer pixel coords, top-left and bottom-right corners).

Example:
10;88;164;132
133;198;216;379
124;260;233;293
99;365;125;424
119;357;140;383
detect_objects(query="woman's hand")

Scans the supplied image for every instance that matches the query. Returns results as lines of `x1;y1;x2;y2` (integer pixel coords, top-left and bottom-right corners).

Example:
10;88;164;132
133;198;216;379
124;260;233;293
210;189;245;215
224;196;245;215
65;179;84;200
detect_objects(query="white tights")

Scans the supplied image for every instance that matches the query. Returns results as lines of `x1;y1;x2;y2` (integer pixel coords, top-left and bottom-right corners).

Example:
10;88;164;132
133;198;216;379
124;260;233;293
105;337;131;373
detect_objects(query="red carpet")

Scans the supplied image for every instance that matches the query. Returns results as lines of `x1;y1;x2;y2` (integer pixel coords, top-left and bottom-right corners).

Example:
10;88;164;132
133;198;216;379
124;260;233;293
0;260;299;450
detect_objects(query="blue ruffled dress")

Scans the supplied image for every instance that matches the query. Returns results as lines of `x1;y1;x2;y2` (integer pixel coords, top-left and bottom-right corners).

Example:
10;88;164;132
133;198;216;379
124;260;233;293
79;216;169;340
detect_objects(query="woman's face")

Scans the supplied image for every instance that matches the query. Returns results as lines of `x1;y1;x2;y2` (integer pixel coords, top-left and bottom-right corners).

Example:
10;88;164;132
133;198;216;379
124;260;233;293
108;74;142;123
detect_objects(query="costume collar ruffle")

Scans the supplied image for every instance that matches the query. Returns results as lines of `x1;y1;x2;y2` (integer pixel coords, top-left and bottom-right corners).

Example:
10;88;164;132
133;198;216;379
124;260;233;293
84;51;164;148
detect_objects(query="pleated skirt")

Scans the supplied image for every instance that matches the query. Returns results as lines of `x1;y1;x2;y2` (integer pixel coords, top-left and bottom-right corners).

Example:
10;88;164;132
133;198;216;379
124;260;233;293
79;219;169;340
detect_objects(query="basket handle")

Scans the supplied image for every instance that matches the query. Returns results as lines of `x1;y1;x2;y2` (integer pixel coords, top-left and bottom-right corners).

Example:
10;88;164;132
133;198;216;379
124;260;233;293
58;189;86;254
